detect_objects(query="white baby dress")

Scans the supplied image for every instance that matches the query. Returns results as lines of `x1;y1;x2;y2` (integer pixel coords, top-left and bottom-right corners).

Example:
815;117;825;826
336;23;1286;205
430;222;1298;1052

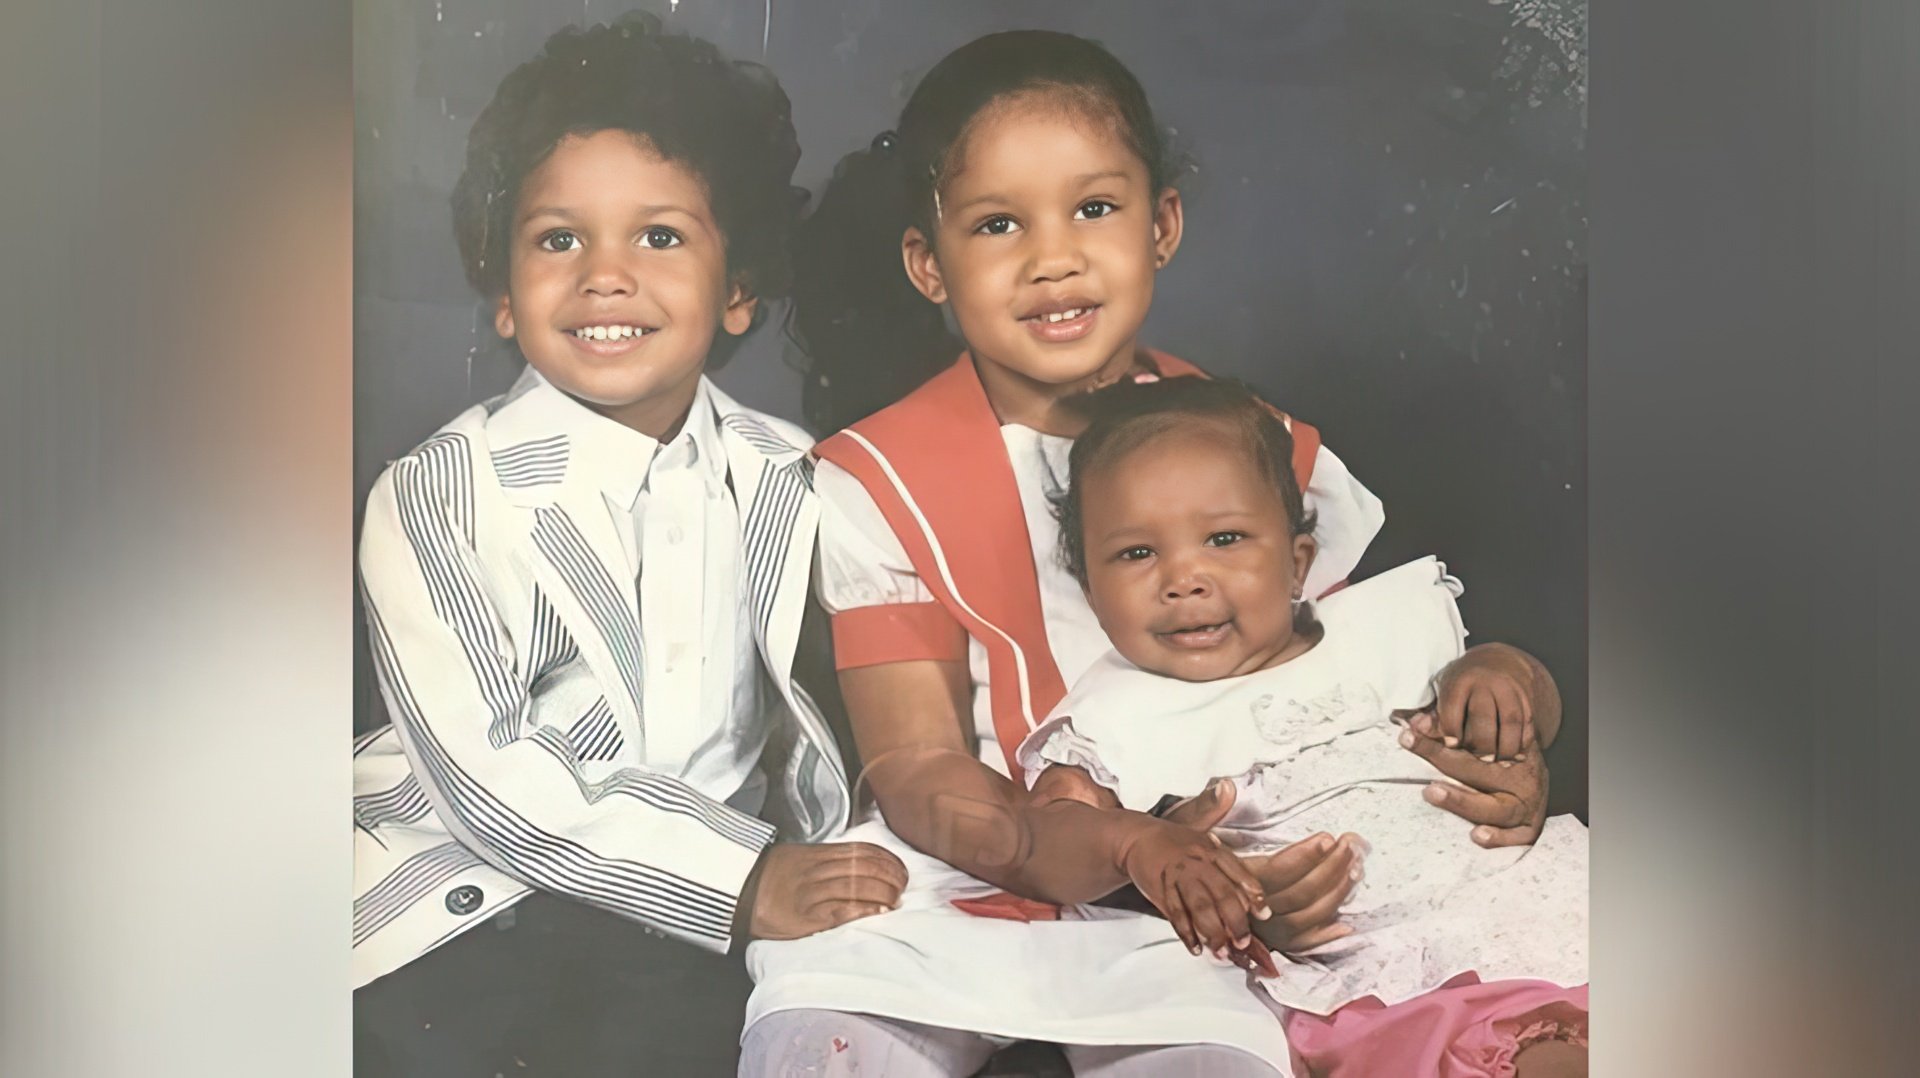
1017;557;1589;1015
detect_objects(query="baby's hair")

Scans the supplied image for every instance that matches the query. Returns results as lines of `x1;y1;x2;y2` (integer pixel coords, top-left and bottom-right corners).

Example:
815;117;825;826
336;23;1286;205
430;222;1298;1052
450;12;804;367
788;30;1184;431
1055;377;1318;588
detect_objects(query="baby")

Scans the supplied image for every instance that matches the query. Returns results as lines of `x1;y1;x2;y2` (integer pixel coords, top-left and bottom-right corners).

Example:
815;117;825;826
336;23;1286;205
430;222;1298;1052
1016;376;1588;1074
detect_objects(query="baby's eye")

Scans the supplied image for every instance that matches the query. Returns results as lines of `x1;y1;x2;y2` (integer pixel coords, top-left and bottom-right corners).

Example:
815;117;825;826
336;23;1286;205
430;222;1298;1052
975;215;1020;237
537;229;581;253
1075;200;1117;221
639;227;682;250
1116;545;1155;562
1205;531;1247;548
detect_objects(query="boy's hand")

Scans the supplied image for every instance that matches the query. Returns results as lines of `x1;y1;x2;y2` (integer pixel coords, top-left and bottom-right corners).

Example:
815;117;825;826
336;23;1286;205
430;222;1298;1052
1430;644;1538;761
1116;816;1270;961
743;842;909;941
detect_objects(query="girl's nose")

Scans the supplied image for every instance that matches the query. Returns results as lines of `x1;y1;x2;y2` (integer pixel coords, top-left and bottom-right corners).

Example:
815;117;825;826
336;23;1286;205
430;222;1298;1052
1026;221;1085;283
1161;572;1213;602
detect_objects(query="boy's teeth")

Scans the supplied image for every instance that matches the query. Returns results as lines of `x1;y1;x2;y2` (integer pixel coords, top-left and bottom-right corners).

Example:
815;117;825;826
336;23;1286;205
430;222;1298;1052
1042;307;1086;324
575;325;648;340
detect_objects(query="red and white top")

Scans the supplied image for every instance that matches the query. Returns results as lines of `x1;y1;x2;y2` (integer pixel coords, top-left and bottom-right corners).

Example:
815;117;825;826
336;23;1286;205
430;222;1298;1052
813;353;1386;780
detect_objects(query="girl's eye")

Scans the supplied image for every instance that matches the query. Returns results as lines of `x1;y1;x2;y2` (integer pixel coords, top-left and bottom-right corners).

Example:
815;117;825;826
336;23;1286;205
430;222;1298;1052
1116;546;1155;562
640;227;682;250
537;229;580;253
1075;200;1117;221
975;215;1020;237
1205;531;1246;548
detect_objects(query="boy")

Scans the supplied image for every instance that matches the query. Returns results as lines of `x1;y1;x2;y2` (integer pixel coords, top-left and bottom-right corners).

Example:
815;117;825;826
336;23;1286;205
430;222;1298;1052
352;16;902;1074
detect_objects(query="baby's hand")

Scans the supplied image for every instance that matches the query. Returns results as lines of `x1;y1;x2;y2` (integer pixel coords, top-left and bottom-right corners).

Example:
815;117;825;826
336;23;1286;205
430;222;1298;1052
1117;816;1271;963
1243;832;1365;955
1427;644;1538;761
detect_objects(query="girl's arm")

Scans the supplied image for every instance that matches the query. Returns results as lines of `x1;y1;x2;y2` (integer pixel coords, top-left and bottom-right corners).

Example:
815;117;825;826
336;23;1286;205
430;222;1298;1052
841;661;1233;904
1019;768;1272;957
838;659;1103;893
842;662;1337;958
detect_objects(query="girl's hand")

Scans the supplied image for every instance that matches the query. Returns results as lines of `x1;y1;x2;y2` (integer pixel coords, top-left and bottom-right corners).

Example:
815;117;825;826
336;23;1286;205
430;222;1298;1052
1116;816;1270;960
1401;716;1549;847
1430;644;1540;761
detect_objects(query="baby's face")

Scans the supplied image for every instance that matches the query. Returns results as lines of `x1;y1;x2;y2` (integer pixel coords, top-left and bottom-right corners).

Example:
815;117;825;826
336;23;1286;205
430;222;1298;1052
1080;426;1317;682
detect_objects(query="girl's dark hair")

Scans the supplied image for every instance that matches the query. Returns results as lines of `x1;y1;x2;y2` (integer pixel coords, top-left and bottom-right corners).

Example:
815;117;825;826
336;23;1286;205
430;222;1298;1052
1055;377;1318;590
788;30;1182;431
451;12;804;368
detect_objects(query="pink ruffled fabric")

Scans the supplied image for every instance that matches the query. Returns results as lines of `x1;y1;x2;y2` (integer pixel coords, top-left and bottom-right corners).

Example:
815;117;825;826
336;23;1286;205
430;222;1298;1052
1280;975;1588;1077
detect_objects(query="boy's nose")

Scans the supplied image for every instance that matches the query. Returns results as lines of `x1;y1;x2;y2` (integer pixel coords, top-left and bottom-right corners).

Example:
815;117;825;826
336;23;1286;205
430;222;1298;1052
581;252;637;296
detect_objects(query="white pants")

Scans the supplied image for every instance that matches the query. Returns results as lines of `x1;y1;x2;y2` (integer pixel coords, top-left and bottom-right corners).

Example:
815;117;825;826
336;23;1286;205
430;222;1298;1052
740;1009;1283;1077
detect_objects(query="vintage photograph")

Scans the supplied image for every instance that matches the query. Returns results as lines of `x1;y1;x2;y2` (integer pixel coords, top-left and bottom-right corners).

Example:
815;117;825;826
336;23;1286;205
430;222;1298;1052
351;3;1588;1074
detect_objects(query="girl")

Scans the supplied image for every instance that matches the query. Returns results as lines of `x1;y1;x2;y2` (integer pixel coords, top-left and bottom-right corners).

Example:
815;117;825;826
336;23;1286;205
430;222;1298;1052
744;29;1563;1074
1016;376;1588;1076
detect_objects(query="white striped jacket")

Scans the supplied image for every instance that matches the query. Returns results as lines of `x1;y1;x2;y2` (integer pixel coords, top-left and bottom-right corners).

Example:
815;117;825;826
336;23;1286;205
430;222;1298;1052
352;370;851;989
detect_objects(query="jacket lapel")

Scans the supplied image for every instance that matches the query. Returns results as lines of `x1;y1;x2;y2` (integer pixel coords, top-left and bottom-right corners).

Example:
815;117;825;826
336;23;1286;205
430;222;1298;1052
522;502;646;748
710;387;848;837
485;373;648;750
711;388;817;688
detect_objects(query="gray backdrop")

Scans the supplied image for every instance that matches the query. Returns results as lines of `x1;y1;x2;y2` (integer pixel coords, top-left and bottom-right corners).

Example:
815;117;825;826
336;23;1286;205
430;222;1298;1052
354;0;1587;817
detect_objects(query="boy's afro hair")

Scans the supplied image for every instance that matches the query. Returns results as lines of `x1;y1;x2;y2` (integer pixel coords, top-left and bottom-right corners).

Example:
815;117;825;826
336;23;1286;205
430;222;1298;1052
451;12;804;350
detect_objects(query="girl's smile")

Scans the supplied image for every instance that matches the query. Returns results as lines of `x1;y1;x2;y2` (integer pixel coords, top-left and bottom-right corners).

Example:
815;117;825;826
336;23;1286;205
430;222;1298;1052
1018;296;1103;343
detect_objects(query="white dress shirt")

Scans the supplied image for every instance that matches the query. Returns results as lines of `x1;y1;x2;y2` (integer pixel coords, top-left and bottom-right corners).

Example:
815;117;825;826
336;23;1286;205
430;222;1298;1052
551;377;768;804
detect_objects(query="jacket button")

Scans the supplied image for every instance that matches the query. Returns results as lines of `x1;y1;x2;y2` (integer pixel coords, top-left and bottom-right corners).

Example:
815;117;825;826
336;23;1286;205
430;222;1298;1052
445;884;484;915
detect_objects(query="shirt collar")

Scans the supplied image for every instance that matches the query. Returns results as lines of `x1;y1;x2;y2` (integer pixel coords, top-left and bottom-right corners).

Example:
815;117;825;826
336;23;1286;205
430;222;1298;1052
486;366;728;509
671;376;730;487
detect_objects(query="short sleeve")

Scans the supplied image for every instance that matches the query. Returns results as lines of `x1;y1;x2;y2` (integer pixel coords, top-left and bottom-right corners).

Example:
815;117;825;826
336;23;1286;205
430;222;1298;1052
1014;714;1123;793
1300;443;1385;600
1315;557;1470;713
815;458;968;668
1375;563;1469;712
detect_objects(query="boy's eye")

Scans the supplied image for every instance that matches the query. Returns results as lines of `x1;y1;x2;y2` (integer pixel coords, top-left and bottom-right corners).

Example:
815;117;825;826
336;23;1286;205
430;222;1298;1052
639;226;682;250
1205;531;1247;548
975;215;1020;237
1075;200;1117;221
537;229;580;253
1116;545;1155;562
